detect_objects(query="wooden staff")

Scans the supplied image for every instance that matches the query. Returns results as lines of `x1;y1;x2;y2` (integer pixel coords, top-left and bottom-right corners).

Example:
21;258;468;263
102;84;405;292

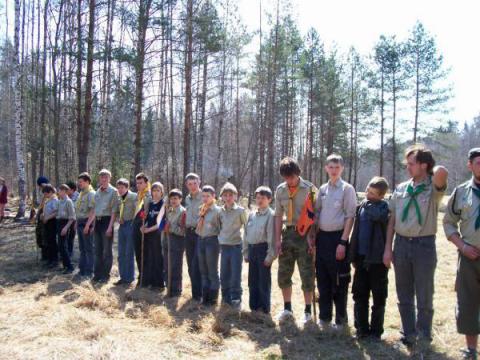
167;232;172;297
140;217;145;287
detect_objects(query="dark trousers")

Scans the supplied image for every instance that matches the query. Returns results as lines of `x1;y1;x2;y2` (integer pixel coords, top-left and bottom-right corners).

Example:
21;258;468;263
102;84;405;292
316;230;351;325
165;233;185;295
43;218;58;264
248;243;272;313
67;220;76;257
57;219;73;270
141;230;164;288
220;244;243;304
197;236;220;291
93;216;114;280
134;218;143;281
118;220;135;283
36;217;47;261
352;257;388;337
185;228;202;299
77;219;94;276
393;234;436;340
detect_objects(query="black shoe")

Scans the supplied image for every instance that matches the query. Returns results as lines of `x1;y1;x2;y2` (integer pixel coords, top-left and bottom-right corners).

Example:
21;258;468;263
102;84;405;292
400;336;416;348
63;268;74;274
114;279;125;286
461;348;478;360
91;276;102;283
209;289;219;305
201;288;210;305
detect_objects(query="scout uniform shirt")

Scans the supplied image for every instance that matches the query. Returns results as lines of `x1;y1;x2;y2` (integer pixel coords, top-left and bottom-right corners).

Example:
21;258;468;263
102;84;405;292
57;197;76;220
185;191;202;229
115;190;137;222
243;207;276;263
275;177;317;227
195;204;221;238
94;184;118;218
76;186;96;220
43;196;59;218
389;176;446;237
167;205;186;237
315;178;357;232
443;178;480;248
218;203;247;245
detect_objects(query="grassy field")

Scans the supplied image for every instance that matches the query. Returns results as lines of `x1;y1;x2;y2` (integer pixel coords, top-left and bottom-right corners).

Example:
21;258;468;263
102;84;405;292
0;211;464;360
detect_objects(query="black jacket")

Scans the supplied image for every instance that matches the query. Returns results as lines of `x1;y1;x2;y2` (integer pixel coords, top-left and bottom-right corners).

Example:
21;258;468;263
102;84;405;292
348;199;389;265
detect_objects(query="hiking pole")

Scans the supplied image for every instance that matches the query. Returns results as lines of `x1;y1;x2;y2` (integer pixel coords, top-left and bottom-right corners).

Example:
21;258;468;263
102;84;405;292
167;233;172;297
312;249;317;323
140;218;145;287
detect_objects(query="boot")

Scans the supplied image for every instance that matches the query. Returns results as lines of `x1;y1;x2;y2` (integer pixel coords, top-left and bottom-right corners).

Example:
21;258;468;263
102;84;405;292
209;289;219;306
201;287;210;305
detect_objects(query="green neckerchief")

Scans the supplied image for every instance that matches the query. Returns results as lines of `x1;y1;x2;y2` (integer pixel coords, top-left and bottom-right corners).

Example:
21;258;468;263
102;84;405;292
401;182;427;225
471;185;480;230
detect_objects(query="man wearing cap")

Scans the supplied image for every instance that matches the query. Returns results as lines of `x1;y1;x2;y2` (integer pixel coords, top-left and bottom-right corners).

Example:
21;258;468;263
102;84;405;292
385;144;448;346
443;148;480;360
93;169;118;283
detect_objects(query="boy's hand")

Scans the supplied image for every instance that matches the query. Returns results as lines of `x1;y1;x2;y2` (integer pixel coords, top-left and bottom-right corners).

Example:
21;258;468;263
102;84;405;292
83;225;90;235
461;243;480;261
336;244;346;261
275;240;283;256
61;226;68;237
106;227;113;237
244;257;248;263
263;259;272;267
307;234;316;255
383;248;393;268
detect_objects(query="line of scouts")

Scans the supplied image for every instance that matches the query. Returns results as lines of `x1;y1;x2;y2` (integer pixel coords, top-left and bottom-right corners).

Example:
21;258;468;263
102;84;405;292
32;144;480;360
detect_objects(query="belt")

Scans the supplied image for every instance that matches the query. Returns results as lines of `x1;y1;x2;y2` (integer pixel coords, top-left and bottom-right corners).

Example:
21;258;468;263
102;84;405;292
96;216;111;221
186;227;197;232
398;235;435;241
285;225;297;230
250;242;268;247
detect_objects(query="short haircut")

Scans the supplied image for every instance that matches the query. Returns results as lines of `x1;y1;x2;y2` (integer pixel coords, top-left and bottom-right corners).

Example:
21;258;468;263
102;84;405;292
220;182;238;196
367;176;389;196
116;178;130;188
151;182;164;194
169;188;183;198
65;181;77;191
135;172;149;183
42;184;56;194
98;168;112;177
78;172;92;183
279;157;301;177
202;185;216;196
58;184;71;192
326;153;344;166
405;144;435;175
255;186;272;199
185;172;200;182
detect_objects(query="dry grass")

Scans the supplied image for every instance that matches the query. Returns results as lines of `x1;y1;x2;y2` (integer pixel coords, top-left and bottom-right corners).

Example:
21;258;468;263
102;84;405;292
0;213;463;360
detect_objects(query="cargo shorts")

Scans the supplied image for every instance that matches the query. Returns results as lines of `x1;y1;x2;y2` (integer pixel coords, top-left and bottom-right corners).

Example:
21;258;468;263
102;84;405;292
278;227;314;292
456;252;480;335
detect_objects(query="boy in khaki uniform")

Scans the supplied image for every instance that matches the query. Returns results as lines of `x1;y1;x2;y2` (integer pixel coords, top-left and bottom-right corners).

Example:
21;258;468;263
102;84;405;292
275;157;317;324
443;148;480;360
386;144;448;346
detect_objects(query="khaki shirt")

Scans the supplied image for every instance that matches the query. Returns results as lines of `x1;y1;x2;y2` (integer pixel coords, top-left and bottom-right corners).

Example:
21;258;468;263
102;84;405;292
114;191;137;222
389;176;445;237
196;204;221;238
57;197;76;220
315;178;357;232
243;207;276;263
274;177;317;225
185;191;202;228
218;203;247;245
167;205;186;237
94;184;118;217
76;189;96;219
443;178;480;247
43;197;59;218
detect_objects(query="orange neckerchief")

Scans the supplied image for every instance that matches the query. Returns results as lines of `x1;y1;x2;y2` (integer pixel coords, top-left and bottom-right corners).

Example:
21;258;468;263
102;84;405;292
196;199;216;232
287;184;300;224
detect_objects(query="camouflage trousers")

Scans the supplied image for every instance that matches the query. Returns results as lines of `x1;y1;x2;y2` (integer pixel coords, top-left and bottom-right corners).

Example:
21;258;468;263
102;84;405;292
278;227;315;292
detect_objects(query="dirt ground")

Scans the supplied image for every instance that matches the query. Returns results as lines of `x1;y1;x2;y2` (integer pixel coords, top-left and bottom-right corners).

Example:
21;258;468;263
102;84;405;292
0;212;465;360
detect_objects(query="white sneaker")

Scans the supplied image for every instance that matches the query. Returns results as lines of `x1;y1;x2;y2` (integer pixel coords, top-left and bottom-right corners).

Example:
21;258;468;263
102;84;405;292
302;312;313;325
276;309;294;322
317;319;331;330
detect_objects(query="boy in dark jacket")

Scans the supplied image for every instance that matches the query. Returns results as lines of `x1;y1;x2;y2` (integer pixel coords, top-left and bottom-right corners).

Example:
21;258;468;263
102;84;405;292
349;176;390;339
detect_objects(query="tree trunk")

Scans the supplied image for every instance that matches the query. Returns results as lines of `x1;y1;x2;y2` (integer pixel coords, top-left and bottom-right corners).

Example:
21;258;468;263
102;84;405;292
183;0;194;185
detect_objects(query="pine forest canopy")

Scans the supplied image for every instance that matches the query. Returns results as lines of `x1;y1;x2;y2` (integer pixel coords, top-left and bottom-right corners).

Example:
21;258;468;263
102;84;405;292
0;0;478;218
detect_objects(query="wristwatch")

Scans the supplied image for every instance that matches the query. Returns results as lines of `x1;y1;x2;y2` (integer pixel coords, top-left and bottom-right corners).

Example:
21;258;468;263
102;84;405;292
339;239;348;246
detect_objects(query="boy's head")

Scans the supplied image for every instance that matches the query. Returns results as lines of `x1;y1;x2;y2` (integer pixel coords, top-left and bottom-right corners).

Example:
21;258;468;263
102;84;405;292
58;184;70;198
151;182;164;200
185;173;201;194
116;178;130;196
169;188;183;207
135;172;149;192
279;157;301;187
98;169;112;187
42;184;56;197
255;186;272;209
366;176;389;202
325;154;344;180
468;148;480;182
201;185;216;204
77;172;92;190
65;181;77;196
220;182;238;206
404;144;435;178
